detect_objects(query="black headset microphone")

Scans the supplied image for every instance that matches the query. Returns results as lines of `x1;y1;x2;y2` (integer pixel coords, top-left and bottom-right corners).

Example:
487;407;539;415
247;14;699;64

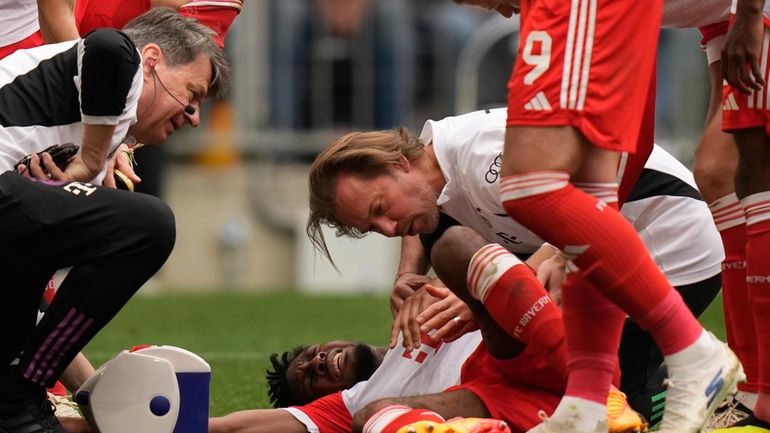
150;64;196;116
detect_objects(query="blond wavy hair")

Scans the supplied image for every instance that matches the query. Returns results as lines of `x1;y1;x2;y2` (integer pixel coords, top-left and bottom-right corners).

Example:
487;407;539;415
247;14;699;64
307;128;425;264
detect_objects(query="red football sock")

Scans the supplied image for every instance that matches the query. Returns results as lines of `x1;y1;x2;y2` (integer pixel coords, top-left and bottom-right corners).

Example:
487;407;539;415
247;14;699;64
363;405;445;433
561;270;625;403
573;182;619;207
572;184;623;390
711;194;758;392
467;244;566;377
500;173;702;355
743;193;770;406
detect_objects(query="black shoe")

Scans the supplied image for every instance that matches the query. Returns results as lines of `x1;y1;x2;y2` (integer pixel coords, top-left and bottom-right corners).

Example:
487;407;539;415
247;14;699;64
0;399;67;433
734;413;770;429
705;397;754;430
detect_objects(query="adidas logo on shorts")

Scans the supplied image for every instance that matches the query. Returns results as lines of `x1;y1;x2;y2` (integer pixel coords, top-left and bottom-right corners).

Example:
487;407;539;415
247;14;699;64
524;92;553;111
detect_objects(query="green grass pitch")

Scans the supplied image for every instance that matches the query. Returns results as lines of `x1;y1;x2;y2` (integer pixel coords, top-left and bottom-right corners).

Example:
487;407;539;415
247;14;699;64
82;291;727;416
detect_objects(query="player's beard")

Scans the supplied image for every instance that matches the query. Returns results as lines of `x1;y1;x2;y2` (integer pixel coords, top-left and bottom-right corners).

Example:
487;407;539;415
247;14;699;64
352;343;378;383
412;176;441;234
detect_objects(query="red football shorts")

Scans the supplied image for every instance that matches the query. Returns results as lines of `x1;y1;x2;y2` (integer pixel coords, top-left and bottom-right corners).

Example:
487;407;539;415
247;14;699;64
722;18;770;136
507;0;662;152
446;344;565;432
699;21;729;47
75;0;151;36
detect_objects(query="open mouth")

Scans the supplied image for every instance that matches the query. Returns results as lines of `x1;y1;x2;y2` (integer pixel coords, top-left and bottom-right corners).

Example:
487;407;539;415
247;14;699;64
331;351;343;378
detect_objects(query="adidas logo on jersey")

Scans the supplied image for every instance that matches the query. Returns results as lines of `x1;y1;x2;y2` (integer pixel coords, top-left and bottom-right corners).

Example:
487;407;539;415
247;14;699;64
723;93;739;111
524;92;552;111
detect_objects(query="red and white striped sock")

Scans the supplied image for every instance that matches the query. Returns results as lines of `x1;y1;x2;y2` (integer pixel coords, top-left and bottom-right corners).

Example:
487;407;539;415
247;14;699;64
467;243;566;376
561;272;625;404
742;192;770;419
711;193;757;392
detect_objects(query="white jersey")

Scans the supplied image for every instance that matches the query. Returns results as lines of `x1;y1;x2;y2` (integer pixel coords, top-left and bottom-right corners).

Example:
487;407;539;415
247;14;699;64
662;0;729;29
284;331;483;433
422;108;723;286
0;0;40;47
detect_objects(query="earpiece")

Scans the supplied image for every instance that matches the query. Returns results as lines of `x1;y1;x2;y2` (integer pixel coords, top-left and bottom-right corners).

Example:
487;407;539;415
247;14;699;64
147;59;157;68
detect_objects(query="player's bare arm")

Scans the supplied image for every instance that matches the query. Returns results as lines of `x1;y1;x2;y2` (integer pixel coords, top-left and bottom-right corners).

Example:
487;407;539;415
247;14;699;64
391;235;432;317
722;0;767;93
37;0;78;43
209;408;309;433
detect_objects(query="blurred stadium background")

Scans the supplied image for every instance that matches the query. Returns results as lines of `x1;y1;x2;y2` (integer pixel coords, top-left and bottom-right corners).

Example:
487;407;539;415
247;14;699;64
84;1;725;411
139;1;713;294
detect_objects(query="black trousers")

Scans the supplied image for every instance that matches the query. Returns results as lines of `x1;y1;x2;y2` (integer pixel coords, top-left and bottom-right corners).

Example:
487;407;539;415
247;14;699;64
619;273;723;425
0;172;175;389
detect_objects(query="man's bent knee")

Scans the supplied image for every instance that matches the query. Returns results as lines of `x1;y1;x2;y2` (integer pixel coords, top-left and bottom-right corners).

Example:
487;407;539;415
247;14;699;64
119;193;176;265
431;226;486;272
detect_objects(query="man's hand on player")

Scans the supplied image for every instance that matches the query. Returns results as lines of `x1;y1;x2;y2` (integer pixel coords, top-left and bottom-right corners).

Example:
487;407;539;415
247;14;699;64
390;272;432;317
390;284;440;351
418;285;477;343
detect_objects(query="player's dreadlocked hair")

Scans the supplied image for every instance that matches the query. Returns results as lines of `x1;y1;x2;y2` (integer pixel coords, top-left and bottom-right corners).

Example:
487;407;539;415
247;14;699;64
266;345;308;408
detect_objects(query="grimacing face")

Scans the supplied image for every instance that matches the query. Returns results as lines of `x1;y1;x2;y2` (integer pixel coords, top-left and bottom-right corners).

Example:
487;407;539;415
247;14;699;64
286;341;378;404
132;54;211;144
332;165;441;238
